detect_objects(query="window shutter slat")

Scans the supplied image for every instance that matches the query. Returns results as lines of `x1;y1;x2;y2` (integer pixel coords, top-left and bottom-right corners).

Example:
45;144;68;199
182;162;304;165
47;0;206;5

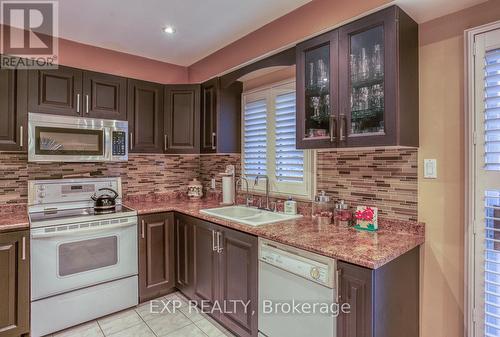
485;48;500;171
274;92;304;183
243;98;267;177
485;190;500;336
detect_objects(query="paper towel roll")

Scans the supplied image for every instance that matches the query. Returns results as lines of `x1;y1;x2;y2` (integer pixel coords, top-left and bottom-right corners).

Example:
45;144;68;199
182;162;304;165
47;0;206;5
222;175;235;204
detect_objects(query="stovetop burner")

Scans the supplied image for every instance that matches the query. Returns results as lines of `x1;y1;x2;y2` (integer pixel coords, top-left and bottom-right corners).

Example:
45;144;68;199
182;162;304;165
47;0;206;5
29;204;137;228
93;208;117;215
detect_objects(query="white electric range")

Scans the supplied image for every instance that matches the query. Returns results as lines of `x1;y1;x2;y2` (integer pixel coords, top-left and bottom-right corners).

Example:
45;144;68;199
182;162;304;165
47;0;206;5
28;177;138;337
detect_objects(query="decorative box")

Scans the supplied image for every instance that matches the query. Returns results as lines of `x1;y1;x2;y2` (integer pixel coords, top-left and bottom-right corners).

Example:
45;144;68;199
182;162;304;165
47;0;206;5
354;206;378;231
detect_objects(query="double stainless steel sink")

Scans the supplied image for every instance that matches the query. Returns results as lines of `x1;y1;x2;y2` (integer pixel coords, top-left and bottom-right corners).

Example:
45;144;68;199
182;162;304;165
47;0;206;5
200;205;302;226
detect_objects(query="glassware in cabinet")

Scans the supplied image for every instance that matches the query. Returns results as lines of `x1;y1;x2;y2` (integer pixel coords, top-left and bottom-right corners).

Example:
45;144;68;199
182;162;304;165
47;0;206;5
296;30;339;149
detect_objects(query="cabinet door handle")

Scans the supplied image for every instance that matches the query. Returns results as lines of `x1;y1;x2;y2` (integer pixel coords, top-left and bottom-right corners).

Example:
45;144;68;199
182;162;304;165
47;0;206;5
130;132;133;150
212;230;217;251
329;115;337;142
76;94;80;113
85;95;89;114
19;125;23;147
21;236;26;260
216;232;223;253
141;220;145;239
336;267;342;302
340;114;347;141
211;132;216;150
164;134;168;151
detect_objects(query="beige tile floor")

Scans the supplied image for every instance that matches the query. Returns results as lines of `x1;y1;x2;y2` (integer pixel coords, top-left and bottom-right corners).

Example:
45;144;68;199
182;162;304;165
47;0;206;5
45;292;235;337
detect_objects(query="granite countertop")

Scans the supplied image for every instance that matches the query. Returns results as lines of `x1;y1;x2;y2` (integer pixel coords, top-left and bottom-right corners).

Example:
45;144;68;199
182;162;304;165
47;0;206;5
125;198;425;269
0;205;29;233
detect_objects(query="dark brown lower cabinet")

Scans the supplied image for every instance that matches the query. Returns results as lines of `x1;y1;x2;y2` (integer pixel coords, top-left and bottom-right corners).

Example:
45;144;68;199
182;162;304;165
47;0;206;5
192;218;220;313
138;213;175;302
0;230;29;337
174;214;195;299
337;247;419;337
217;226;258;337
174;214;258;337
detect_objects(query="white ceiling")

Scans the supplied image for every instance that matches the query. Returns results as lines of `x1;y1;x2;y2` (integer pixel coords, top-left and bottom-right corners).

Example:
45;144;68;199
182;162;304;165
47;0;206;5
56;0;488;67
395;0;488;23
57;0;311;66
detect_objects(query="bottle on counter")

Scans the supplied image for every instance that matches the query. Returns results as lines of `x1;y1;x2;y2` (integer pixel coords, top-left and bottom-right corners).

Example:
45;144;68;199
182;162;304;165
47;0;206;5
284;196;297;215
312;191;334;225
334;200;352;226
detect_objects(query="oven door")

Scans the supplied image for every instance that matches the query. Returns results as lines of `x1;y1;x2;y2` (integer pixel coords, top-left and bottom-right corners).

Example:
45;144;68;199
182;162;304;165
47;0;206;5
30;216;138;300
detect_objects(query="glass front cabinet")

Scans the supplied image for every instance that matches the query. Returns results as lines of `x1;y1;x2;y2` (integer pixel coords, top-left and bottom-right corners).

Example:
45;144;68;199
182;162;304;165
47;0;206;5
296;6;418;149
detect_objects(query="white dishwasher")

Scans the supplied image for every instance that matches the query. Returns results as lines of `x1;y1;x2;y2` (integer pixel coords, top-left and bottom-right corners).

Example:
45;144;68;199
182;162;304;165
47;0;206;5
258;238;337;337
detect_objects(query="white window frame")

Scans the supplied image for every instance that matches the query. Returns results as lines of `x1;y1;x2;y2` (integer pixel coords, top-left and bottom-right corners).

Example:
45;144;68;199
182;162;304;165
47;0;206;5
241;79;315;200
465;20;500;337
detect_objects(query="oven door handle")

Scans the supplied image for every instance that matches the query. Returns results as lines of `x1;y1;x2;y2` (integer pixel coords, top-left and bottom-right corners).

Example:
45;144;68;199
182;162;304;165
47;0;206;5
31;221;136;239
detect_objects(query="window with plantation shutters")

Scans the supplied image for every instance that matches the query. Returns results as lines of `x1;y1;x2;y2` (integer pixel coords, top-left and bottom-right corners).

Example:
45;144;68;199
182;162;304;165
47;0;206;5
242;81;313;199
470;28;500;337
243;98;267;178
483;46;500;337
485;48;500;171
274;92;304;182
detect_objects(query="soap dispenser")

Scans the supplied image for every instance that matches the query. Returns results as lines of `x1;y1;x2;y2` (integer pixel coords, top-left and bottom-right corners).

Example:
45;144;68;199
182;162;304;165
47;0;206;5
284;196;297;215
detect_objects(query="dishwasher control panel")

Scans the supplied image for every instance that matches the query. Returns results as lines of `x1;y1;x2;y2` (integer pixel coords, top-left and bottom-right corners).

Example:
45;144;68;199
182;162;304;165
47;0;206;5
259;239;335;288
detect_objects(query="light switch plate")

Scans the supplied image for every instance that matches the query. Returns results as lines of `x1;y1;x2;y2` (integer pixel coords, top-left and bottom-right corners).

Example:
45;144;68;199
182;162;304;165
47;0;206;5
424;159;437;179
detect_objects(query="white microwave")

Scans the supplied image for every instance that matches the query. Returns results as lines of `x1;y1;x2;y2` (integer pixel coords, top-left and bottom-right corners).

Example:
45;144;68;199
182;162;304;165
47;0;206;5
28;113;128;162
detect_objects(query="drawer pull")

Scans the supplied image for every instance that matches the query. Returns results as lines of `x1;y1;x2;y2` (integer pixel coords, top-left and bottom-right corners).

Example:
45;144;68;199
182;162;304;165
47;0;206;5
22;236;26;260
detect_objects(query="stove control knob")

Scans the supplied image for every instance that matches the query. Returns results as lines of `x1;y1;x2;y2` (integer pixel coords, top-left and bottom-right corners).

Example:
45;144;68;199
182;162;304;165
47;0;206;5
38;192;46;198
310;267;320;280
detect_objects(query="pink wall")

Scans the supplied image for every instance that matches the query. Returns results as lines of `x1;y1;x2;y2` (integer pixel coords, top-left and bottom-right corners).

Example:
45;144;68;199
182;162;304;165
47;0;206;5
187;0;391;83
58;38;188;83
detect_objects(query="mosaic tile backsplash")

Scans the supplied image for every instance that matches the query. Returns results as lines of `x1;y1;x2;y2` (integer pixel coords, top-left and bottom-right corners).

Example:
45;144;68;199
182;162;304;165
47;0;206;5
0;148;417;221
0;153;199;205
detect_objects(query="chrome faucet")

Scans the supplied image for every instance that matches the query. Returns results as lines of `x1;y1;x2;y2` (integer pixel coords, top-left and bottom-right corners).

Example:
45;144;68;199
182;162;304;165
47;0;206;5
236;176;252;207
254;174;270;210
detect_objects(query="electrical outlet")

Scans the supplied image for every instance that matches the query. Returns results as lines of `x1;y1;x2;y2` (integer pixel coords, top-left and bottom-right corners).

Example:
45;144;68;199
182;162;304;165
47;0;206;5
424;159;437;179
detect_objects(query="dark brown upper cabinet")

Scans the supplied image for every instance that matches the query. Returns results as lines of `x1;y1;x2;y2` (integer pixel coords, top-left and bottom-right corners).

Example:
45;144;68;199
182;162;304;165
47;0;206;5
29;66;83;117
200;78;242;154
164;85;200;154
0;69;28;152
29;65;128;120
297;6;418;149
83;71;127;120
200;78;218;153
296;30;339;149
138;212;175;303
128;79;164;153
0;230;30;337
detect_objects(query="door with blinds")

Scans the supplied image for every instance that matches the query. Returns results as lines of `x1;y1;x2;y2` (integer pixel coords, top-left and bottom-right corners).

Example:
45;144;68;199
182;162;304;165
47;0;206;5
473;28;500;337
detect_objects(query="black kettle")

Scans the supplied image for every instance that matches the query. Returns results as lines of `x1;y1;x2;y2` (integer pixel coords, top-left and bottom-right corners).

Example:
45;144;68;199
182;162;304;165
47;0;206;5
91;187;119;210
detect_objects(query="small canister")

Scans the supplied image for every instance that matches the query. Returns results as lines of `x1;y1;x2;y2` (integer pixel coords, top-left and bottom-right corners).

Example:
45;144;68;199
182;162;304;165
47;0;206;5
187;178;203;200
312;191;334;225
334;200;351;226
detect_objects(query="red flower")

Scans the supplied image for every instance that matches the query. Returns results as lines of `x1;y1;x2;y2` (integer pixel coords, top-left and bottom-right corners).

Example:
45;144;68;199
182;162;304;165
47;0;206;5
355;207;374;221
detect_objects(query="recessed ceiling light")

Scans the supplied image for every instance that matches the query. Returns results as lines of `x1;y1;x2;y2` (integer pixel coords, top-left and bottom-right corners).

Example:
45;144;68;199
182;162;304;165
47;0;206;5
163;26;176;34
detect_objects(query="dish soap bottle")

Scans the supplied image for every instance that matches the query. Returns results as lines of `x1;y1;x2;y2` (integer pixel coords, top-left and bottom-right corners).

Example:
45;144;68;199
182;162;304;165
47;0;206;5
284;196;297;215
